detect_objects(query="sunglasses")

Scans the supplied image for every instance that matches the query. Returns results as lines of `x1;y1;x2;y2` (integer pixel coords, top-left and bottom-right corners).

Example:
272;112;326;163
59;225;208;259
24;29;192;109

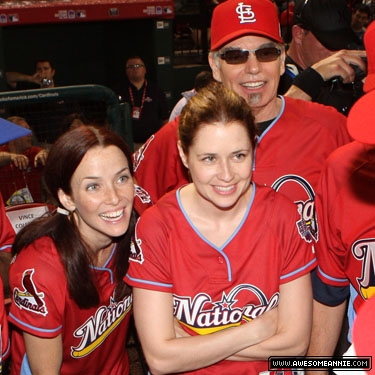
219;47;281;64
126;64;145;69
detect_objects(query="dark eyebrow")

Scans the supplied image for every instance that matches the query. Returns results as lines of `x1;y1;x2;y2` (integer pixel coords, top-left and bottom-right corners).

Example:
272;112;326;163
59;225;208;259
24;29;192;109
82;167;130;181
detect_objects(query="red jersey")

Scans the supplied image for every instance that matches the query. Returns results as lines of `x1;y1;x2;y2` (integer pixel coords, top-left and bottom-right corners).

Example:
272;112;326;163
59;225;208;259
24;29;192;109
125;183;316;375
315;141;375;317
9;236;132;375
0;276;10;370
133;117;189;203
133;97;351;244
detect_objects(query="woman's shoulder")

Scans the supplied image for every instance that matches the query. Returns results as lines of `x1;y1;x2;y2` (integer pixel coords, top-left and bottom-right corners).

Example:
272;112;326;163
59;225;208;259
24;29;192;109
253;183;300;214
137;189;182;229
12;235;61;271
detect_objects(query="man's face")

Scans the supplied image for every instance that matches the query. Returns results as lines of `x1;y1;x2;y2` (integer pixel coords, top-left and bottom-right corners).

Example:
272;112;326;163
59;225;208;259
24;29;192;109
209;35;285;122
352;10;369;29
35;61;55;80
299;29;334;66
8;117;32;152
125;58;146;82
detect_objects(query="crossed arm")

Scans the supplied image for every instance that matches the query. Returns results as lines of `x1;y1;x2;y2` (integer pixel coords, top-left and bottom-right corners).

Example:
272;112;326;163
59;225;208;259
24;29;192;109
133;274;312;375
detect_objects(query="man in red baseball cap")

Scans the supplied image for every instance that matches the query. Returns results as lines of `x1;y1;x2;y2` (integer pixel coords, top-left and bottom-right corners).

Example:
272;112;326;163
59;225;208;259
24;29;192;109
136;0;350;243
208;0;286;122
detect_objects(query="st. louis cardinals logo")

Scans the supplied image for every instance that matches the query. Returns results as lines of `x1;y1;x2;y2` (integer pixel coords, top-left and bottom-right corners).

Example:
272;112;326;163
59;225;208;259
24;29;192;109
71;294;132;358
236;2;256;24
272;175;318;244
13;269;48;316
174;285;279;334
352;239;375;300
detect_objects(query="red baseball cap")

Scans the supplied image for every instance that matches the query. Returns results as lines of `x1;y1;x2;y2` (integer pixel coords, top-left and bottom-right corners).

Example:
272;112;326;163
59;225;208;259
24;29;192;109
210;0;283;51
347;89;375;144
364;21;375;93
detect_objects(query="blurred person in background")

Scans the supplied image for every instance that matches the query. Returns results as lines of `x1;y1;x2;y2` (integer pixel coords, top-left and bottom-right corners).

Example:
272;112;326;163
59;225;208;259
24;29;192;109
118;55;169;150
169;70;214;121
279;0;367;116
0;116;48;205
351;3;371;49
6;58;56;90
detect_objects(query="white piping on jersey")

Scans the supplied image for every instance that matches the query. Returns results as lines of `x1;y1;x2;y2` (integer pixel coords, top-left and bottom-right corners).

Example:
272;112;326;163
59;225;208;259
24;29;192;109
176;183;256;282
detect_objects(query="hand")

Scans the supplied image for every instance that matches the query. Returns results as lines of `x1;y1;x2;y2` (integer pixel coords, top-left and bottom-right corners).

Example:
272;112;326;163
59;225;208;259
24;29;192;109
34;149;48;167
312;49;367;84
248;307;278;345
174;318;191;338
10;153;29;170
31;72;43;86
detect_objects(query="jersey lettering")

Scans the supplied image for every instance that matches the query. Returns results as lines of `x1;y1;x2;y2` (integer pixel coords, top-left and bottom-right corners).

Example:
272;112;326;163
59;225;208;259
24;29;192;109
134;184;152;204
174;284;279;335
129;220;144;264
352;239;375;299
71;294;132;358
133;135;155;172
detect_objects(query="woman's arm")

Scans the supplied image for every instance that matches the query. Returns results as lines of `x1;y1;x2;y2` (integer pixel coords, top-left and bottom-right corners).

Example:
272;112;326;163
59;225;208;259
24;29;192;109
24;332;63;375
133;287;278;375
229;274;312;361
173;274;313;363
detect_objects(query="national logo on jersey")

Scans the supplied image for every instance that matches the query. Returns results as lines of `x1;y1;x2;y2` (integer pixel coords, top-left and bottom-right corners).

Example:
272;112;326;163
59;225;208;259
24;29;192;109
352;239;375;300
71;294;132;358
13;269;48;316
174;284;279;334
272;175;318;243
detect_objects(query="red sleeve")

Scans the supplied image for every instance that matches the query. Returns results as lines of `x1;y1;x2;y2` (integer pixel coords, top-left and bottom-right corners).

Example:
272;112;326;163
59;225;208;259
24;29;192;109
9;238;67;338
315;154;349;287
133;117;190;203
0;277;10;361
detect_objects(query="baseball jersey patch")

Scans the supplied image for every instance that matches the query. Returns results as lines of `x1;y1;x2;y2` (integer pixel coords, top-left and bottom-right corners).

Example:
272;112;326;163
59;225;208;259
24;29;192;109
129;222;144;264
134;184;152;204
133;135;155;172
13;269;48;316
272;174;318;243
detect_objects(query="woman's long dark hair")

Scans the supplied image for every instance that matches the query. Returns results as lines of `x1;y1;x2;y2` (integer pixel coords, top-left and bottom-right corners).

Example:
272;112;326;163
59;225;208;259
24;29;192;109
12;125;137;308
